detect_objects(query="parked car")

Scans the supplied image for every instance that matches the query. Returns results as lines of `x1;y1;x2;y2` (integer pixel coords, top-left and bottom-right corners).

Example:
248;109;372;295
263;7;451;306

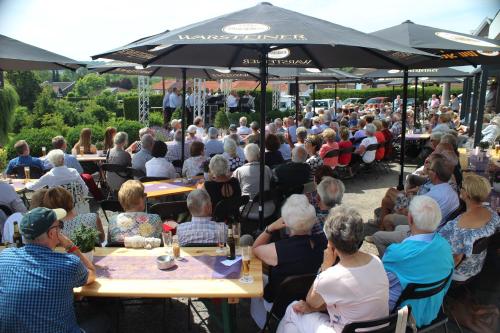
306;99;334;109
342;98;366;105
364;97;389;106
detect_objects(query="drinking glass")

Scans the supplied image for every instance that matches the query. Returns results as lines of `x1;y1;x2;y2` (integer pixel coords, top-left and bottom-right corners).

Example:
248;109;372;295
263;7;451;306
41;146;46;157
233;222;241;254
162;231;172;255
172;235;181;259
24;167;30;184
239;246;253;284
216;223;226;254
79;146;84;156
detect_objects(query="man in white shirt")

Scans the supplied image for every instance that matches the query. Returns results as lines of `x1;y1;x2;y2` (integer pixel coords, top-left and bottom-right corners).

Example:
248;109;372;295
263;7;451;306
145;141;177;179
227;90;239;113
194;116;205;138
26;149;88;196
335;97;343;110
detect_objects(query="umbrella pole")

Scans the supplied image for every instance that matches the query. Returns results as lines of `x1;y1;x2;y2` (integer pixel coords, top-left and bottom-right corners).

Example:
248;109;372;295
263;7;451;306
468;73;481;138
421;82;425;121
258;48;268;230
162;76;166;96
460;78;467;121
0;71;3;89
181;68;187;162
392;86;395;113
414;77;418;128
398;68;409;191
334;82;338;116
463;78;471;123
295;77;299;127
473;68;489;147
313;83;316;115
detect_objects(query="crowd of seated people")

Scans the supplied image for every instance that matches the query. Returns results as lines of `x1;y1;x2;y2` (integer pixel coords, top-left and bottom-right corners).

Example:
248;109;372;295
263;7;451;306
2;98;499;333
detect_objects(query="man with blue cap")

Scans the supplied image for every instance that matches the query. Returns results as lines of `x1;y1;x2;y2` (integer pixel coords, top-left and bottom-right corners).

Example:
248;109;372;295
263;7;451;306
0;207;97;332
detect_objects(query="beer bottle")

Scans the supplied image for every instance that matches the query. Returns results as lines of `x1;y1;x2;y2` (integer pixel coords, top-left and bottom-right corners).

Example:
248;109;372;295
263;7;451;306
13;222;24;248
226;225;235;260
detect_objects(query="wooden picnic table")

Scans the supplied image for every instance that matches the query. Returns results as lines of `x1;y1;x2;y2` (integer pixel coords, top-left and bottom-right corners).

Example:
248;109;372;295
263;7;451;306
143;176;203;198
458;147;500;171
404;133;430;141
40;153;107;163
6;178;37;193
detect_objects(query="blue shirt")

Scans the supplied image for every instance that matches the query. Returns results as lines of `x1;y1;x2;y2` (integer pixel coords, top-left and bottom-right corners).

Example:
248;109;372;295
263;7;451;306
424;183;459;223
5;155;46;175
0;244;88;333
177;216;226;246
204;139;224;157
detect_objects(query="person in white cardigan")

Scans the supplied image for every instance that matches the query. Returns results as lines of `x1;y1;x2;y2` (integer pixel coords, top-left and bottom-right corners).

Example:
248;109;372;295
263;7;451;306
481;116;500;145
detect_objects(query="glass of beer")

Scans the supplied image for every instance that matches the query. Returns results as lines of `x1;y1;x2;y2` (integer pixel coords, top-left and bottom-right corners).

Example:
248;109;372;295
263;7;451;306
41;146;46;157
239;246;253;284
162;231;172;255
495;144;500;156
172;235;181;259
79;146;84;157
233;222;241;255
24;166;30;184
216;223;226;254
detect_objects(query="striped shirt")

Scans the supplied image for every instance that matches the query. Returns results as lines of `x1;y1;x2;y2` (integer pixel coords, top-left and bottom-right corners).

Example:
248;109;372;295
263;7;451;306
177;216;226;246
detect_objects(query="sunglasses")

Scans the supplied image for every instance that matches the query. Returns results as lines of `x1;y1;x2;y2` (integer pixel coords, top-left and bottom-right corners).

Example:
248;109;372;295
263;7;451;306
47;220;64;233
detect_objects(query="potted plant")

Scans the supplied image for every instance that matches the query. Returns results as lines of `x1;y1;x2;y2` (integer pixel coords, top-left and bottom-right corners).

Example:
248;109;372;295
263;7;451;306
70;225;100;262
478;141;490;152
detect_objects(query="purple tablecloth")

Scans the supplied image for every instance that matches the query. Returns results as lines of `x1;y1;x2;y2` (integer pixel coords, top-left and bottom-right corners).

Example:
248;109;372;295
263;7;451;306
94;255;242;280
143;179;198;193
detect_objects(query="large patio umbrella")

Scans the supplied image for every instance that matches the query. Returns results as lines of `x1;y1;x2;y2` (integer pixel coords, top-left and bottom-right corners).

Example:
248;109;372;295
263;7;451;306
364;67;472;79
0;34;83;88
93;2;436;226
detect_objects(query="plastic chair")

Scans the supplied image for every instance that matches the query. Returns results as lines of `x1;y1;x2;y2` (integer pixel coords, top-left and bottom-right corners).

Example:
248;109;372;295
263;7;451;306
260;273;317;333
12;165;44;179
100;163;132;197
323;149;340;159
342;306;411;333
99;200;124;223
213;195;249;223
149;201;188;221
127;167;146;179
172;160;184;169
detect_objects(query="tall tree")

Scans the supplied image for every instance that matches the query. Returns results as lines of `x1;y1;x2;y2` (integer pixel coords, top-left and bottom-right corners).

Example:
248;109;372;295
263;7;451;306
0;84;19;145
6;71;42;109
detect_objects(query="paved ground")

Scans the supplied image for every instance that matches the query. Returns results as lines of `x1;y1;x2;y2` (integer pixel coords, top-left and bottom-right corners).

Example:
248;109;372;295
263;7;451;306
75;162;499;333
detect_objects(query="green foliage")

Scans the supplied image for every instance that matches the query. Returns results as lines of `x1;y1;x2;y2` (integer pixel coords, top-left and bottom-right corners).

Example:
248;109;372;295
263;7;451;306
70;225;99;253
214;110;229;129
149;111;164;127
53;99;82;127
83;101;109;123
123;95;138;120
95;91;118;114
41;113;68;135
74;73;106;97
33;86;56;126
0;148;7;171
12;106;33;133
6;71;41;109
479;141;490;150
66;125;105;148
6;127;59;159
0;85;19;145
115;119;143;143
171;107;182;122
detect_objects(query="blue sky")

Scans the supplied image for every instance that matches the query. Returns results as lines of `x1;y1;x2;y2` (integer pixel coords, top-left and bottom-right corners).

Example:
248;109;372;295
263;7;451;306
0;0;498;61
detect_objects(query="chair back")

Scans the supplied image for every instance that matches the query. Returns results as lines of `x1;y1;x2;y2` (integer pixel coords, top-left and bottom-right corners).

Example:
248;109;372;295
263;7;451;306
395;270;452;309
342;310;404;333
139;176;170;183
352;136;366;145
339;146;354;155
172;160;184;169
149;201;188;221
182;243;218;247
213;195;250;223
59;182;89;214
269;273;317;320
324;149;339;159
471;236;491;255
99;200;124;223
366;143;379;152
0;204;13;217
101;163;131;178
12;165;44;179
127;167;146;179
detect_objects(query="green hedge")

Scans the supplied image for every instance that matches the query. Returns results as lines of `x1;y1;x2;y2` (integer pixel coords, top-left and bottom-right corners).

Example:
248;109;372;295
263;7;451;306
149;111;164;127
312;86;462;102
115;119;143;143
6;128;60;159
66;125;106;149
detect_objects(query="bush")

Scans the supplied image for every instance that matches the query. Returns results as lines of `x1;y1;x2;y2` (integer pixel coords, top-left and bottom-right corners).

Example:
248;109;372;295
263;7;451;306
0;148;7;171
40;113;68;136
66;125;105;149
115;119;143;143
95;91;118;114
6;128;59;159
83;101;109;123
149;111;164;127
0;84;19;144
74;73;106;97
214;110;229;129
123;94;164;120
53;99;83;127
12;106;33;134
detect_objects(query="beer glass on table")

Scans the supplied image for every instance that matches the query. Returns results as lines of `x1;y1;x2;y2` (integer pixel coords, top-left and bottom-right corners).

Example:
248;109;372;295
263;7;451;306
172;235;181;259
79;146;84;157
24;166;30;184
239;246;253;284
162;231;172;255
233;222;241;254
216;223;226;254
41;146;46;157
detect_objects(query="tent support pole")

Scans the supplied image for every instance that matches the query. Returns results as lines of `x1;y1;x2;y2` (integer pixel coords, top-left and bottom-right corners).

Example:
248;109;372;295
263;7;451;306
421;81;425;123
312;83;316;114
461;78;469;121
162;76;166;96
469;73;481;138
392;86;395;113
334;82;338;116
414;77;418;128
473;68;489;147
0;71;3;89
295;76;299;127
398;68;409;191
258;48;268;230
181;68;187;162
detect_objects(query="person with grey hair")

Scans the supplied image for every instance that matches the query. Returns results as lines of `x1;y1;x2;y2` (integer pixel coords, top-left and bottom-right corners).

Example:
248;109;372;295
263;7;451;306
232;143;272;198
126;127;155;153
201;154;241;210
295;127;308;146
131;133;154;175
382;196;453;327
166;129;190;162
107;131;132;192
26;149;88;197
274;118;286;134
204;127;224;157
222;138;244;171
304;104;314;119
176;189;226;246
278;206;389;333
273;146;311;188
353;123;378;165
266;122;277;135
251;194;327;329
314;176;345;226
237;116;252;135
49;135;83;173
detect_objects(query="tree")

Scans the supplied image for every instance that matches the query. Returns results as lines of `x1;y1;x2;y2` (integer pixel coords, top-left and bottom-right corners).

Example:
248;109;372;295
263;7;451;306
74;73;106;97
6;71;42;109
0;84;19;145
33;86;56;126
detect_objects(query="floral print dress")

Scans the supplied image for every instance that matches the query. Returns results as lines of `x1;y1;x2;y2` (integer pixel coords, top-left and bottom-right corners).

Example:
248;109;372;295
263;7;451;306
108;212;162;243
439;207;500;281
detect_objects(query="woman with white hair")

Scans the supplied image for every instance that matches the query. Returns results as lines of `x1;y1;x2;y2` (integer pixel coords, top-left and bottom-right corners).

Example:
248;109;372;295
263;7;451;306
201;154;241;210
222;138;244;171
232;143;272;198
277;205;388;333
251;194;327;329
204;127;224;157
182;141;206;177
107;131;132;191
481;116;500;145
353;123;378;164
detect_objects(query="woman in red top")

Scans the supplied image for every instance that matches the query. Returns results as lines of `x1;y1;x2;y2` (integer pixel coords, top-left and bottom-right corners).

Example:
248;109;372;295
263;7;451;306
381;119;393;160
319;128;339;168
338;126;353;166
372;120;385;161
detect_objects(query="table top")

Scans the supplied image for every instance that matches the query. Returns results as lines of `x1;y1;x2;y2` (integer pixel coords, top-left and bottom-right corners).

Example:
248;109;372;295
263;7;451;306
3;178;37;192
405;133;430;140
74;247;263;299
40;153;107;162
143;176;202;198
458;147;500;171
